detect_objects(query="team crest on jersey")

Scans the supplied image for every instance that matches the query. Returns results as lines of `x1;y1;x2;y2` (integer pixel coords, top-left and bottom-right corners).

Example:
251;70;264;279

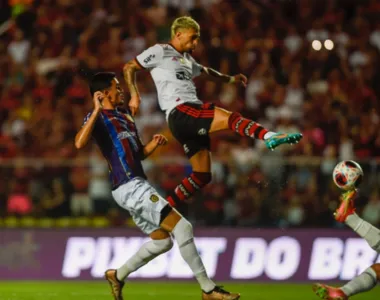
150;194;159;203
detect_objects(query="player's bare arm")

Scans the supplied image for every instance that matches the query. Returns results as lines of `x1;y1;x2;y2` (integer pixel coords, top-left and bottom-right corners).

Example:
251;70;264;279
123;59;144;116
140;134;168;159
202;67;247;87
74;91;103;149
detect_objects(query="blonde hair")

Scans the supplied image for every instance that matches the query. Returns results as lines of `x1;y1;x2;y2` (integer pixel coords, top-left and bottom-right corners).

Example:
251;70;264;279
171;16;200;39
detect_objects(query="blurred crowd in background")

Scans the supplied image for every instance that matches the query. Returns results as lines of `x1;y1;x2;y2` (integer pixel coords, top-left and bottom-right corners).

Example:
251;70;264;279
1;0;380;228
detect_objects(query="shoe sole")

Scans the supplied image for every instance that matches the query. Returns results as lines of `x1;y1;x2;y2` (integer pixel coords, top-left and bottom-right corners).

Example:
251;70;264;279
312;284;345;300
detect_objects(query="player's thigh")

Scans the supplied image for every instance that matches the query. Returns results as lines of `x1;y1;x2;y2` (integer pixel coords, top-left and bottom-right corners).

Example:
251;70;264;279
160;208;183;233
181;135;212;166
209;106;232;133
150;229;171;240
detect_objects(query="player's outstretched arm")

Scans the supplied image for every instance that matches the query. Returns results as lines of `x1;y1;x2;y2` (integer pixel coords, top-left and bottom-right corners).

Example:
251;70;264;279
74;91;103;149
140;134;167;160
123;59;144;116
202;67;247;87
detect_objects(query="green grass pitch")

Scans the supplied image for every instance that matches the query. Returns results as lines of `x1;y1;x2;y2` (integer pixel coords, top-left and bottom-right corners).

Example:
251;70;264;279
0;281;379;300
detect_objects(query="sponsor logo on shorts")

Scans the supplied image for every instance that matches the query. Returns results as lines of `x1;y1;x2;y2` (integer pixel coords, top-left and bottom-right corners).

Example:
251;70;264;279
150;194;159;203
198;128;207;136
183;144;190;154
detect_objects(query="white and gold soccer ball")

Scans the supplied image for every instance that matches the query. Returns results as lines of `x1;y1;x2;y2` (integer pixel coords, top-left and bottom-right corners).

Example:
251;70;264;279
332;160;363;191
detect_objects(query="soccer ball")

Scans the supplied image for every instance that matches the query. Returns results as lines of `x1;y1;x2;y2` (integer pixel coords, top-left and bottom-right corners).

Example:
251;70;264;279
332;160;363;191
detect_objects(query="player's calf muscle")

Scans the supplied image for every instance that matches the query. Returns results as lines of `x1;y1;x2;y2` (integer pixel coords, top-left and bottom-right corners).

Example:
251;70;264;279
150;229;171;240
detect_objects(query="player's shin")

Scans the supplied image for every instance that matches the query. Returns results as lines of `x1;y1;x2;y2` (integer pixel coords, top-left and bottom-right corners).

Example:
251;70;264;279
228;112;275;140
116;238;173;281
166;172;211;206
340;266;378;296
171;217;216;292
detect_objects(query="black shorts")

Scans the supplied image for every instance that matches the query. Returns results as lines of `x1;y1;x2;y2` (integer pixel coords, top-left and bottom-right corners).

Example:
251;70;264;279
168;102;215;158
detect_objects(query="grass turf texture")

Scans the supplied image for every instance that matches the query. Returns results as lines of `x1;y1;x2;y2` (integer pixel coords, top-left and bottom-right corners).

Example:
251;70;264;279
0;282;379;300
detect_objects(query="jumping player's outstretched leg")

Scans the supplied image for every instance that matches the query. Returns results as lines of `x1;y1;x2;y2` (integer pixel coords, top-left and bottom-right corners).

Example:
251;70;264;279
211;107;302;150
166;105;302;207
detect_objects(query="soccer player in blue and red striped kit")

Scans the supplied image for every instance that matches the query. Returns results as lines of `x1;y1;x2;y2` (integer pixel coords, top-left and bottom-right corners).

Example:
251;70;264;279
75;72;240;300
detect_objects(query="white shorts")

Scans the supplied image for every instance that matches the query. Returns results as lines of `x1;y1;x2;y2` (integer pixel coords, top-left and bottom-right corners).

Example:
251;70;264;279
112;177;170;234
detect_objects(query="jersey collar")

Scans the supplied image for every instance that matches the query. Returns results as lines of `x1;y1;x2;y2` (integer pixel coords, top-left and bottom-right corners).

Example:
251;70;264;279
168;43;185;55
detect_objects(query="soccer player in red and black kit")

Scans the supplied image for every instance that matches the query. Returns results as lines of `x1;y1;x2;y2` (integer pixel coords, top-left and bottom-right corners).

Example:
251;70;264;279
123;16;303;208
75;72;240;300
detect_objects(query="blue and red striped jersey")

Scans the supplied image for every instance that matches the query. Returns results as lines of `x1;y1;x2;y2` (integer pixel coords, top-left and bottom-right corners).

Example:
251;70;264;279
83;107;147;189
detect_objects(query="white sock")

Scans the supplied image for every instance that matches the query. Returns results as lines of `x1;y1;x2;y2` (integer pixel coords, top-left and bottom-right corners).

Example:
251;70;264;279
172;218;216;293
116;238;173;281
264;131;276;140
341;266;378;296
345;213;380;252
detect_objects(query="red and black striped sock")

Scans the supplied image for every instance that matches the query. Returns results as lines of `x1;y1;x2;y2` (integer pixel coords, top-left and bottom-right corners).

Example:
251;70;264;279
228;112;269;140
167;172;212;207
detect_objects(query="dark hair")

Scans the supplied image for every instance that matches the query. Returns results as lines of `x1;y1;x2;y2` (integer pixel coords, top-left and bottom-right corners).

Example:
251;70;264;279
89;72;116;96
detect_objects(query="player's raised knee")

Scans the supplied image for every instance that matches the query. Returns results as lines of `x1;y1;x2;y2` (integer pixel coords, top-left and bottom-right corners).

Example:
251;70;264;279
150;237;174;254
160;238;174;252
180;217;194;235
